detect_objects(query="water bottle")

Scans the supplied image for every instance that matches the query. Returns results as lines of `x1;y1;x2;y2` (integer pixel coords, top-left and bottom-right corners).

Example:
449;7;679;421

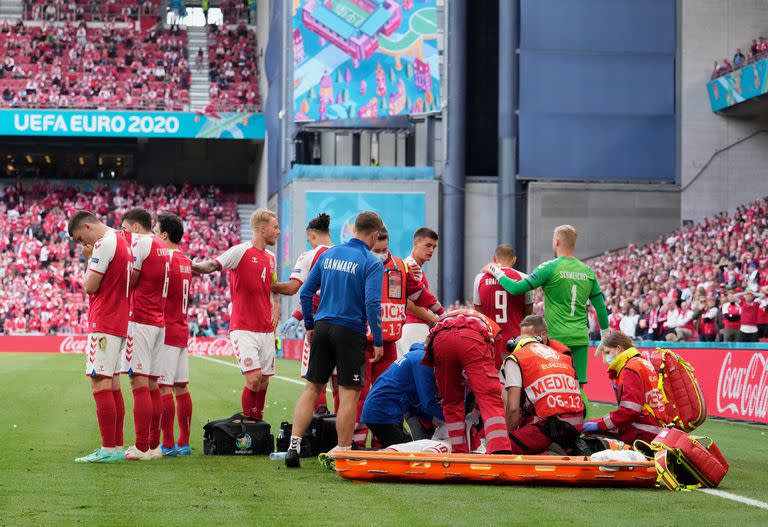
269;451;287;461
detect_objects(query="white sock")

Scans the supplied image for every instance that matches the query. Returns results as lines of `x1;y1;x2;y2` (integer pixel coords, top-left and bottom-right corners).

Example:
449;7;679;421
102;447;116;453
334;444;352;451
289;435;302;453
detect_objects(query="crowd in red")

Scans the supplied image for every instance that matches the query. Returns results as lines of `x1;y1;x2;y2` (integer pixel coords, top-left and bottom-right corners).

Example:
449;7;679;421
0;20;190;110
23;0;161;24
587;196;768;342
206;23;260;112
0;180;241;336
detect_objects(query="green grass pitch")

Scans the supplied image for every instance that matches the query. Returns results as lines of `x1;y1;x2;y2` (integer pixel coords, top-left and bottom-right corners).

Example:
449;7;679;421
1;353;767;526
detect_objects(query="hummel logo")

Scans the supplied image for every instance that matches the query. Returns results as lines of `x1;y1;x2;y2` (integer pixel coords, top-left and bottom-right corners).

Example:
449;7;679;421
353;374;360;382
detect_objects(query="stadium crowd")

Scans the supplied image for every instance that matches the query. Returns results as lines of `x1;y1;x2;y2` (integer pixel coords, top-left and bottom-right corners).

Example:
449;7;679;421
588;196;768;342
0;180;240;336
207;22;261;112
23;0;161;24
0;20;190;110
711;34;768;78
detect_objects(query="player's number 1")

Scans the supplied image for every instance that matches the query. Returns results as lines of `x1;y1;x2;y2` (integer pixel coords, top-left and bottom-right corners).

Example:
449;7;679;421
494;290;508;324
570;285;578;317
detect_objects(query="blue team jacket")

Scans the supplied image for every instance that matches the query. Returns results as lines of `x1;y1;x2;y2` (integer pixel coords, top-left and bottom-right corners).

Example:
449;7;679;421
361;343;444;424
300;237;384;346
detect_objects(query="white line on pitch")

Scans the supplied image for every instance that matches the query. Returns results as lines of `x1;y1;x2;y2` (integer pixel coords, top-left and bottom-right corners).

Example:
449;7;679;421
192;354;331;392
698;489;768;510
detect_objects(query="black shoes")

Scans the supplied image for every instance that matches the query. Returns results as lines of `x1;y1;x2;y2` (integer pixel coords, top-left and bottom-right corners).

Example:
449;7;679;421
285;448;301;468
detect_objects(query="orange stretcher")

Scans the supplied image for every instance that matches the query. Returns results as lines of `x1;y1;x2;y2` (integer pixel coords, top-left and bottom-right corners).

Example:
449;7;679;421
333;451;657;487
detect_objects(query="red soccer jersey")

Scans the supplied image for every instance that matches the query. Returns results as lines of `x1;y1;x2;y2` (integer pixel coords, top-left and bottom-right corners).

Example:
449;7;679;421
164;250;192;348
215;242;276;333
129;234;170;327
87;229;132;337
404;256;431;325
472;268;532;346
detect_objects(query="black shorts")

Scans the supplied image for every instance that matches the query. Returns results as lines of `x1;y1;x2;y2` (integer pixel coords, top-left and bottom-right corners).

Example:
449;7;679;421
305;321;366;388
366;423;412;448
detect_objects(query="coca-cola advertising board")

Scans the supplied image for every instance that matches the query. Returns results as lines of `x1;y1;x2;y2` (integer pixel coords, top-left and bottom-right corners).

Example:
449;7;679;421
586;346;768;424
0;335;305;360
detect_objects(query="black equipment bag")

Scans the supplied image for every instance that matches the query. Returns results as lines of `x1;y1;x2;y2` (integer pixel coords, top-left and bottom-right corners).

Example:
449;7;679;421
203;413;274;455
275;413;338;456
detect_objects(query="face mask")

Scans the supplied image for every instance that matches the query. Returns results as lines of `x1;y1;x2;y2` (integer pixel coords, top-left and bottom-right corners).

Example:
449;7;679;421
374;252;388;263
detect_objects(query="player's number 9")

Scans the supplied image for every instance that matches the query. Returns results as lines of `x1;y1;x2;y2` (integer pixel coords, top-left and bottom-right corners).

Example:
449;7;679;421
494;290;508;324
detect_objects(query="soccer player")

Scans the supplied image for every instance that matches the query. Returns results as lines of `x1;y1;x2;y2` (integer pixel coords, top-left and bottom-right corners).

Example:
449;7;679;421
354;226;444;444
121;208;171;461
68;211;132;463
483;225;609;396
396;228;440;357
273;213;335;410
192;209;280;421
472;244;533;369
154;212;193;457
285;211;385;468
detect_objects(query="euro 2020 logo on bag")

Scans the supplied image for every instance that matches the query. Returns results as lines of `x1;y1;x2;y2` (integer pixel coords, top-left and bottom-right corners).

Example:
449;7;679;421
236;434;252;450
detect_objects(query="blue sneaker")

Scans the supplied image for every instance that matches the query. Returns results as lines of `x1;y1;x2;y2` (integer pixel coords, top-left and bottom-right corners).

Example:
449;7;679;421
161;445;178;457
175;443;191;456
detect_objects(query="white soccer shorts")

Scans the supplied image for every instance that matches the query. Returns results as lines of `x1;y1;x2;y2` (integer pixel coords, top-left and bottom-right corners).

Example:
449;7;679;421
396;323;431;358
230;330;276;376
156;344;190;386
123;321;165;377
85;333;125;378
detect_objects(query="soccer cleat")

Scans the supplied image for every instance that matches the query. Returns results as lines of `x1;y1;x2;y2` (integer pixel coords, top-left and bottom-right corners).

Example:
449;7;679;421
161;445;178;457
125;445;153;461
175;443;191;456
149;446;163;460
75;448;122;463
285;448;301;468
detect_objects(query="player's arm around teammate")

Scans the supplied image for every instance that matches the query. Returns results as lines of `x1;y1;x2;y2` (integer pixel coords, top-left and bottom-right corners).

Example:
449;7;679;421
192;209;280;421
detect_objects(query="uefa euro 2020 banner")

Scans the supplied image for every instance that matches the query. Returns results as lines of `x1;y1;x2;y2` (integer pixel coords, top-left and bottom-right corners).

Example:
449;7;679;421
292;0;441;121
0;109;265;139
305;191;426;258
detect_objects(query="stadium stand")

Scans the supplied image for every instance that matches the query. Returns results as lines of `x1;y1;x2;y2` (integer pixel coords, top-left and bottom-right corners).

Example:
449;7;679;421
0;20;191;110
0;180;240;336
711;34;768;79
23;0;161;24
587;196;768;341
206;22;260;112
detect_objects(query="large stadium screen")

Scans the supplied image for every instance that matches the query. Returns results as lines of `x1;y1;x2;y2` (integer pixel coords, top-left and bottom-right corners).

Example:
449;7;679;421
292;0;441;122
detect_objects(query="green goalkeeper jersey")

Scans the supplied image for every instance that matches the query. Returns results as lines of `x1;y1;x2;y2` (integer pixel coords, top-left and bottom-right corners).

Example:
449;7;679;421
497;257;606;346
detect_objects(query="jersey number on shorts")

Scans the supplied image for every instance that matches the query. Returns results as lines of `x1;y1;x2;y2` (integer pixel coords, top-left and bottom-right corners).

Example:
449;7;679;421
494;290;508;324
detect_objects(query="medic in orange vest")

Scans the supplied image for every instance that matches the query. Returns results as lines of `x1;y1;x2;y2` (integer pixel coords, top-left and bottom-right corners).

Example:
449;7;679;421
582;331;667;444
353;227;444;445
502;319;584;455
423;309;512;454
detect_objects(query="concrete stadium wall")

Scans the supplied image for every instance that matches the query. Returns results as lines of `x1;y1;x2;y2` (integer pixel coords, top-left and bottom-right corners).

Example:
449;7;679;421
525;182;681;270
680;0;768;221
463;180;498;302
